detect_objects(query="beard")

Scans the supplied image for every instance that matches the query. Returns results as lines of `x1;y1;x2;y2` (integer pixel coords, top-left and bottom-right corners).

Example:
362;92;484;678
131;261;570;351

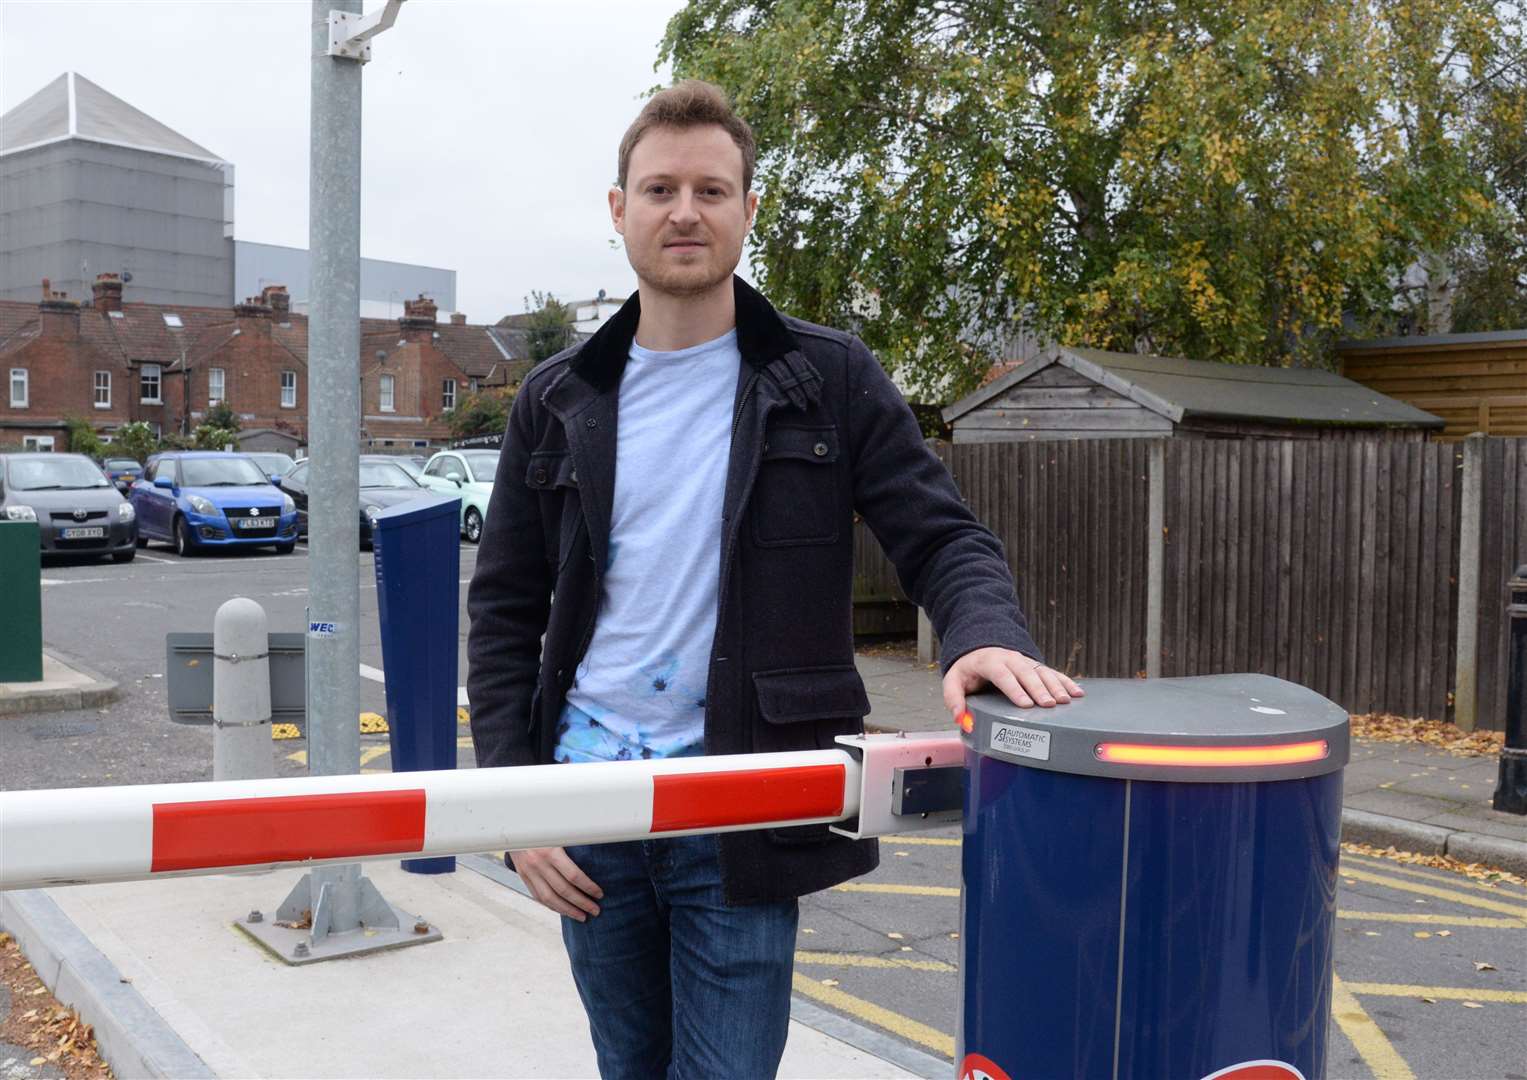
628;240;739;299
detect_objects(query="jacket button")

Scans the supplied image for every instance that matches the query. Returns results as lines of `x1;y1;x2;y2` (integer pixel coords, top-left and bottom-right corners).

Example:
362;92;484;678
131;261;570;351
570;469;577;482
813;442;829;457
534;468;548;484
585;417;597;428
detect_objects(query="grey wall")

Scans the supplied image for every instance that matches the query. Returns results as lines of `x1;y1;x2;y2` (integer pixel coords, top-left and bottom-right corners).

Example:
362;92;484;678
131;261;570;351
234;240;456;317
0;140;233;307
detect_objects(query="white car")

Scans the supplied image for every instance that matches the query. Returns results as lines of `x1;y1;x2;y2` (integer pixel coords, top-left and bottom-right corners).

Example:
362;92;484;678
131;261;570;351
416;449;498;542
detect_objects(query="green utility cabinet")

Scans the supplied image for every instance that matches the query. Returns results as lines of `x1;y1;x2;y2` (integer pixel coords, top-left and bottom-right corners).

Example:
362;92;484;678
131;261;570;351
0;521;43;682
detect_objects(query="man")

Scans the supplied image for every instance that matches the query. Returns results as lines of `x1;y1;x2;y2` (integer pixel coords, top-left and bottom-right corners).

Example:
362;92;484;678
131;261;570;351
467;79;1082;1079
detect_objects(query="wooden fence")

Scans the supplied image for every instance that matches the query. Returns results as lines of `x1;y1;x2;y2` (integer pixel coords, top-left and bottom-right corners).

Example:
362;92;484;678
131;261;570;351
855;435;1525;730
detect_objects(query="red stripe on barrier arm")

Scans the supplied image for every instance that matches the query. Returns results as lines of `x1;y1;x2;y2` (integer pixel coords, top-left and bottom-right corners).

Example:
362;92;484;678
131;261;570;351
150;790;427;873
651;764;846;832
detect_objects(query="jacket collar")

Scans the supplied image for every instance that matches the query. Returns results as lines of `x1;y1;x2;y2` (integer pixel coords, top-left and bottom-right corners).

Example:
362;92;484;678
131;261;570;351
568;275;811;394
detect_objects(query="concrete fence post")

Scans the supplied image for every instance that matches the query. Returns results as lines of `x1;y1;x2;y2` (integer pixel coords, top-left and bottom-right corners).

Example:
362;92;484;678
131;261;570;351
1454;433;1485;732
213;598;273;781
1146;440;1166;679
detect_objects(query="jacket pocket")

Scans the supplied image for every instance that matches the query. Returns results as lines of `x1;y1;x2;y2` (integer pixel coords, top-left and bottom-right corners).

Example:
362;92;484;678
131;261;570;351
751;424;841;547
753;664;871;726
524;451;582;571
753;665;870;847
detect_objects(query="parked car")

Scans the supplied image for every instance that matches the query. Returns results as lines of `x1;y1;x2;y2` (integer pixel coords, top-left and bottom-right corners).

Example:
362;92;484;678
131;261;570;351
391;457;424;482
276;456;430;547
1;452;138;562
244;451;296;484
416;448;497;542
97;456;143;493
130;451;298;556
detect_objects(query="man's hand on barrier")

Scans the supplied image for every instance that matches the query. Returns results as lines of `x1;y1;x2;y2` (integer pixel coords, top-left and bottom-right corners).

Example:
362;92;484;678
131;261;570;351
943;647;1084;722
507;847;604;921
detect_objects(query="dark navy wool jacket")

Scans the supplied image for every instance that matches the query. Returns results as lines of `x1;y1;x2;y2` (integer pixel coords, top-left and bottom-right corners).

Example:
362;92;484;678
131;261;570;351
466;277;1041;905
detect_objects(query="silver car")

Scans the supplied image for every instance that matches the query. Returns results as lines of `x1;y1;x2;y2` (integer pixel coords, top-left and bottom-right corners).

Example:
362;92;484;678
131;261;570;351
1;452;139;562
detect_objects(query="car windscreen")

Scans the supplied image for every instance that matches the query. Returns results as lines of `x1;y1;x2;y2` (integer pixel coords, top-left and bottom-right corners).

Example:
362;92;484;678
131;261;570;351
393;458;423;479
179;457;271;487
249;453;295;475
105;459;140;470
6;456;113;491
360;462;419;489
463;451;500;483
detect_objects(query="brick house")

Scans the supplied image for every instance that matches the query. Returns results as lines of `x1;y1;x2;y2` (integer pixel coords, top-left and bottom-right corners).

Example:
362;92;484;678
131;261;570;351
0;275;524;453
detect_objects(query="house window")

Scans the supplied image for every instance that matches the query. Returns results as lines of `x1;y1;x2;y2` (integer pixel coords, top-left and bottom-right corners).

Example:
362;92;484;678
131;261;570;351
469;377;480;393
380;374;395;413
442;378;457;412
22;435;54;452
209;367;225;405
9;368;27;408
140;364;162;404
94;371;111;409
281;370;297;408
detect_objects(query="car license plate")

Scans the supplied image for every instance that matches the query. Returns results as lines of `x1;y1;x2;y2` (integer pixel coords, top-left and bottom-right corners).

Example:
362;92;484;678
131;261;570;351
61;527;104;539
237;517;276;530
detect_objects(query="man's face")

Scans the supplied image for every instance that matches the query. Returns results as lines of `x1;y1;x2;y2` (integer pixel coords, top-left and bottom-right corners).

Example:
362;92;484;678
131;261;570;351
611;124;758;298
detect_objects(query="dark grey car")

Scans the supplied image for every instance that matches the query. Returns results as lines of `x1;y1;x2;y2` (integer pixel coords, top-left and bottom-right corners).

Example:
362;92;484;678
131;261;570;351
1;452;139;562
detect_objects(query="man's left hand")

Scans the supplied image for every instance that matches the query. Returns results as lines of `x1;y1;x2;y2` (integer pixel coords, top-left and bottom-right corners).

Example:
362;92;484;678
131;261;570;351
942;647;1084;722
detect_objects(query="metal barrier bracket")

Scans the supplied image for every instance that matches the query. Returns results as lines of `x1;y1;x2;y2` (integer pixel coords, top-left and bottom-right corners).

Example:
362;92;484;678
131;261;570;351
830;732;965;839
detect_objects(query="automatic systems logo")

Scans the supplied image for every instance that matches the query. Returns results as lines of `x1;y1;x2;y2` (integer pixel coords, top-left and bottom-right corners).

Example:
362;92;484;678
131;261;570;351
1200;1062;1306;1080
959;1053;1011;1080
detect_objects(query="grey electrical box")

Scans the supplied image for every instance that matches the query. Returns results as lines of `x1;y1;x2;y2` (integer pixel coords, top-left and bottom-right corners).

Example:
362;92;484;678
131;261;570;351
165;632;306;725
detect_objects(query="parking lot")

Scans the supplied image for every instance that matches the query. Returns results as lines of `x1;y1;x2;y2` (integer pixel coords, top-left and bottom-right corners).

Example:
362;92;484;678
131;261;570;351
7;541;1526;1078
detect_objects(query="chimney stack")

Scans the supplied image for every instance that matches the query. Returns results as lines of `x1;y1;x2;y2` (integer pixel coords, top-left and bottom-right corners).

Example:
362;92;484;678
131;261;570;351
39;278;81;339
91;273;124;313
234;295;272;319
450;312;467;326
261;284;291;316
401;294;438;330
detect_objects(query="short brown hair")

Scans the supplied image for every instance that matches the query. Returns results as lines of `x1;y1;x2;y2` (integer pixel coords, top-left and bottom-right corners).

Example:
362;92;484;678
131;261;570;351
617;79;757;194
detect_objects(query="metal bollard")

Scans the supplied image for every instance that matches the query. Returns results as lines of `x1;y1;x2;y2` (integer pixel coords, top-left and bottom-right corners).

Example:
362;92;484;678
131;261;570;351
213;598;274;781
1492;565;1527;814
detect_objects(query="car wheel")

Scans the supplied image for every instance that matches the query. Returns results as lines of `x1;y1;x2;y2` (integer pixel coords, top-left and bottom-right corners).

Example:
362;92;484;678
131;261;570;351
174;515;198;558
112;549;136;564
464;507;483;544
275;540;296;554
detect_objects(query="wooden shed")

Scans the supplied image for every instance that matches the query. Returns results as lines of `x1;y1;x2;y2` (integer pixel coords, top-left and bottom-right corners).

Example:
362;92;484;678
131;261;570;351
942;345;1444;443
1337;329;1527;439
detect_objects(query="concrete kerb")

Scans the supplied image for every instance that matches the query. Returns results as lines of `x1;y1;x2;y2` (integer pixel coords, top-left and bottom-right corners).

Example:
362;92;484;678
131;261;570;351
1340;808;1527;876
0;648;119;717
0;890;214;1080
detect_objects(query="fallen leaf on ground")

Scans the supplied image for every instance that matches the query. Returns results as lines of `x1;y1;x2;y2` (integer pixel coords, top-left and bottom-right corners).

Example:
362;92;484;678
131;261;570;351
1349;713;1504;757
1474;961;1497;972
821;979;839;987
1342;842;1527;887
1363;931;1381;937
1462;1001;1484;1009
1436;930;1452;937
1420;996;1437;1004
1414;931;1432;939
886;932;904;940
894;851;909;857
800;928;815;935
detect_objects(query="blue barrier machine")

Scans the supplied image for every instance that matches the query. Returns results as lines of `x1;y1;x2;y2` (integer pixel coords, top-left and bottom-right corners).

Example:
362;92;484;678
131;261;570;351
958;675;1349;1080
372;493;462;874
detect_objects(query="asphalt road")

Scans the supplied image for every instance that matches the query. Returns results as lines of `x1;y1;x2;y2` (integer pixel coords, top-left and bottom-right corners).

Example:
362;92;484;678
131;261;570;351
6;543;1525;1079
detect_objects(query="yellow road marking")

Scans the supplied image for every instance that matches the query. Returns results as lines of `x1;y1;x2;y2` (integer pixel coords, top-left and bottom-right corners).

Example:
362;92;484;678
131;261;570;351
791;973;954;1058
1330;974;1415;1080
271;723;301;740
1343;854;1527;899
884;835;960;847
795;950;954;973
1342;983;1527;1004
1338;910;1526;928
831;883;960;898
1340;867;1527;918
457;706;470;725
359;746;390;768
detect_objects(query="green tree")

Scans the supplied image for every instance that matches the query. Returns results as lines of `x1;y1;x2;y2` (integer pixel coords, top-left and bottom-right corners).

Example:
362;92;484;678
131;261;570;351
524;292;576;362
204;401;241;433
191;424;238;451
113;421;157;464
447;387;517;439
63;415;105;458
662;0;1520;396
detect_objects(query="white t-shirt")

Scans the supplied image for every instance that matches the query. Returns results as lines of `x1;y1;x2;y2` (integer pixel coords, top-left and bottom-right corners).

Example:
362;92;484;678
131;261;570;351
559;329;741;760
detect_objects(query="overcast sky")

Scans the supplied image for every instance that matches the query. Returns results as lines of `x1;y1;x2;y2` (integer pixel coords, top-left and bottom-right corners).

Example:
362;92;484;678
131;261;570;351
0;0;734;321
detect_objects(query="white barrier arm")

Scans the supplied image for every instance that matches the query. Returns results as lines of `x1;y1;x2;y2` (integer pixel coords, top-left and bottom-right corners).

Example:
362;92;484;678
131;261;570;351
0;735;963;891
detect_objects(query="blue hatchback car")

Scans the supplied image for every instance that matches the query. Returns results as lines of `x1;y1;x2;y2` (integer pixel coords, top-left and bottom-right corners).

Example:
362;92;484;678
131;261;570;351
130;451;299;556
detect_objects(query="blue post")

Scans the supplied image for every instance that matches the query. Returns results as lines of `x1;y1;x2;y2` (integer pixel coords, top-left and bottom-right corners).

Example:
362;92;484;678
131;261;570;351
372;493;461;874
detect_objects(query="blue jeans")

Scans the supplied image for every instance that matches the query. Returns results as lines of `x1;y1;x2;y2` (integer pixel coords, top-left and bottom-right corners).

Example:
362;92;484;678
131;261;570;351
560;834;799;1080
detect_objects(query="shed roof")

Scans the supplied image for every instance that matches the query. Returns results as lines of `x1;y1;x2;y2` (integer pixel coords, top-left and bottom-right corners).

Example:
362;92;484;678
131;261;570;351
944;346;1445;429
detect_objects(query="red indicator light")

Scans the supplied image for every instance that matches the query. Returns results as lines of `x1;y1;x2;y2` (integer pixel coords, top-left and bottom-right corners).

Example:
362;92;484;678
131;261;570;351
957;710;974;733
1094;740;1328;768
